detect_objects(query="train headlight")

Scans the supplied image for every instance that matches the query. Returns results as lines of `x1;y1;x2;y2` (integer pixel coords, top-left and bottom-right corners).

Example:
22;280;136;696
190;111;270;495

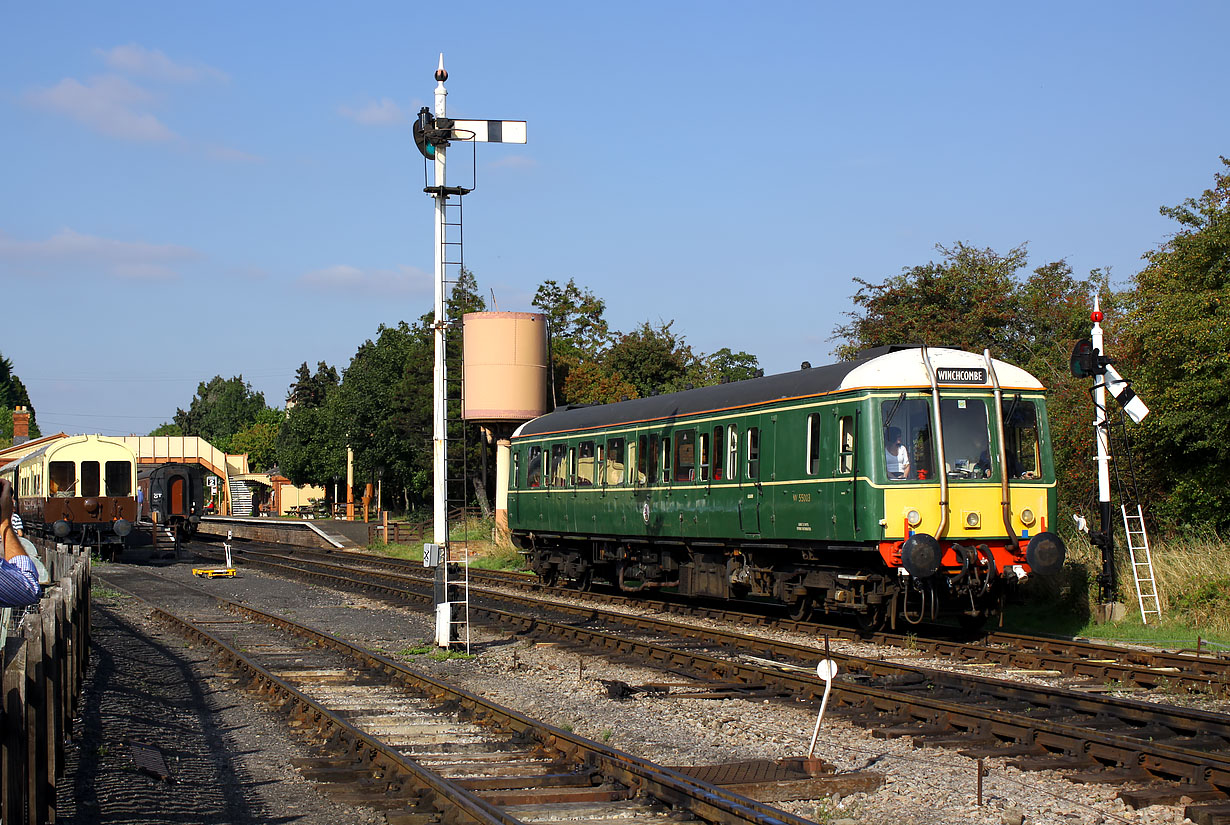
906;509;922;528
964;511;981;529
1020;508;1036;527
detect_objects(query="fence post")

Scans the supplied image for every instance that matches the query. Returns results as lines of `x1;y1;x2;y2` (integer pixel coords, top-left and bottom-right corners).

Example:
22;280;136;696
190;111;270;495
3;635;28;823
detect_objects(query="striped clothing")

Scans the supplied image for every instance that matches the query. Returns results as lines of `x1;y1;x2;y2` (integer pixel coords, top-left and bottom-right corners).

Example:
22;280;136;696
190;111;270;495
0;555;40;606
10;513;22;533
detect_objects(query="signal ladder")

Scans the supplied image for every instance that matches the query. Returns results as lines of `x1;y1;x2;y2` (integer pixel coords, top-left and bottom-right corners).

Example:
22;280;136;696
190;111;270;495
1102;401;1163;623
1122;504;1161;624
436;188;472;651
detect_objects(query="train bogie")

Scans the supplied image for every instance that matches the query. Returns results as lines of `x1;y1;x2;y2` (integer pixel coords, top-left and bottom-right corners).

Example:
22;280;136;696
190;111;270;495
507;346;1066;628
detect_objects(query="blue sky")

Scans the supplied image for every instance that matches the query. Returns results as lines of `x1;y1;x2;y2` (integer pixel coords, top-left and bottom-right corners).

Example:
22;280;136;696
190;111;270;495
3;2;1227;437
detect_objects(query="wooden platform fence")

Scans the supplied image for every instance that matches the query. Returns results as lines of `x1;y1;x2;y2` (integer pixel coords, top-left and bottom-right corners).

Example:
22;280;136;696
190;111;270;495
2;542;91;825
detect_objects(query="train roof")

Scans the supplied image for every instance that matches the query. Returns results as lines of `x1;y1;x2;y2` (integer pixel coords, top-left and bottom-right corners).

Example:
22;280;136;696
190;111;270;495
513;346;1044;438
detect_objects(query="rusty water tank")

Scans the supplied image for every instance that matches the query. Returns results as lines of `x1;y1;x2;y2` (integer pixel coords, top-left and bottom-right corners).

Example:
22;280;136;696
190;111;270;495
462;312;549;423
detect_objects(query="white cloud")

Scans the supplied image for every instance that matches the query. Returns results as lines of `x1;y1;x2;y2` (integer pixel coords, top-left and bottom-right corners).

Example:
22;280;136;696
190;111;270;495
25;74;176;142
0;228;199;281
299;264;432;295
339;98;406;126
95;44;228;84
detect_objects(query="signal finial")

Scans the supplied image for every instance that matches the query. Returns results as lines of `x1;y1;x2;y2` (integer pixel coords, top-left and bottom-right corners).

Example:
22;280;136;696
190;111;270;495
435;54;447;83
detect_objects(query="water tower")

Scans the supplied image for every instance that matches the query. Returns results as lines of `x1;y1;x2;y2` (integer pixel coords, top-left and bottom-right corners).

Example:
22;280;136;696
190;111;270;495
462;311;549;538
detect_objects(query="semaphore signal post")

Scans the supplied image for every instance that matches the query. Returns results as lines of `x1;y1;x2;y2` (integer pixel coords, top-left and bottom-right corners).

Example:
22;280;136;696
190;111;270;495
415;55;526;646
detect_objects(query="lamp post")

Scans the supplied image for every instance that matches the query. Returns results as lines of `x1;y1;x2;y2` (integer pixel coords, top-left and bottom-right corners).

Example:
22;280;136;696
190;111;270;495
376;465;384;513
332;475;340;517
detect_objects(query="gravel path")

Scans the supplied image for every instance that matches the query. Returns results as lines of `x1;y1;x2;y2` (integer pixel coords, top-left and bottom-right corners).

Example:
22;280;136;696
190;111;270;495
71;556;1199;825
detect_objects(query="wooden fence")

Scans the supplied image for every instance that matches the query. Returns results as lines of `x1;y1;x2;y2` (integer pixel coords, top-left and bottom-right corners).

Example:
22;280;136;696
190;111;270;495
2;543;90;825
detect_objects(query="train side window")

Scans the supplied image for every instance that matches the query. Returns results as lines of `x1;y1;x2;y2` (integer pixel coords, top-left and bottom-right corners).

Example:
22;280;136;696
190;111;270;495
676;429;696;482
512;451;521;490
746;427;760;480
105;461;132;496
637;435;648;484
551;444;569;487
727;428;739;481
698;432;709;481
661;437;671;483
606;438;626;485
577;441;595;486
527;446;542;487
838;416;855;474
647;435;659;484
712;426;724;480
81;461;101;497
806;413;821;475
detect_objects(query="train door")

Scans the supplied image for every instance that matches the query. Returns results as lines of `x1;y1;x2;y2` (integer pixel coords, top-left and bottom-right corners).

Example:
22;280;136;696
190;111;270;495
827;407;859;538
737;417;763;536
169;475;186;516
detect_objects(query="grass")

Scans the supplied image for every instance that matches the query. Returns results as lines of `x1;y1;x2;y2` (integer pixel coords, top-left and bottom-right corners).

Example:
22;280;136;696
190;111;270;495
91;585;124;600
368;514;531;573
1004;529;1230;651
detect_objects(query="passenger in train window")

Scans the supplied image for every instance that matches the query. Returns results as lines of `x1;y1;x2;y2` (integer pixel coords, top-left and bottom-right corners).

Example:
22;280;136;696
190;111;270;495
0;480;40;606
885;427;910;479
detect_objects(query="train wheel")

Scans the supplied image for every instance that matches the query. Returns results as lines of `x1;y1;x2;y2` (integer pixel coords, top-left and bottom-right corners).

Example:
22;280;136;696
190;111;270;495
540;567;559;587
855;604;887;635
788;595;814;622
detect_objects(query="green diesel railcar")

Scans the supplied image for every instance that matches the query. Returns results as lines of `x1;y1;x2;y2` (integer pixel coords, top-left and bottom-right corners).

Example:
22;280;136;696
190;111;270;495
508;345;1065;628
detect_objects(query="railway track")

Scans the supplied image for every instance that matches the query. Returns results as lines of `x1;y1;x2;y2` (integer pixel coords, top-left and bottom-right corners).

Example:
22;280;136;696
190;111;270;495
231;542;1230;697
99;568;878;825
194;541;1230;822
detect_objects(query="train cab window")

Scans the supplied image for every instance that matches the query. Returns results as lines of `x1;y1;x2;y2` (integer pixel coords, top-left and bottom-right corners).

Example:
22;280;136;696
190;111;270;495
1002;397;1041;479
550;444;569;487
882;398;934;481
675;429;696;482
712;427;724;480
81;462;101;497
105;461;132;496
698;432;710;481
577;441;596;486
527;447;543;487
746;427;760;480
606;438;626;485
806;413;821;475
727;428;739;481
939;398;991;481
838;416;855;474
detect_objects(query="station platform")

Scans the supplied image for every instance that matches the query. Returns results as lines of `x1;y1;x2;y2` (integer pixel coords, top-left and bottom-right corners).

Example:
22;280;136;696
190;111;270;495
197;516;365;549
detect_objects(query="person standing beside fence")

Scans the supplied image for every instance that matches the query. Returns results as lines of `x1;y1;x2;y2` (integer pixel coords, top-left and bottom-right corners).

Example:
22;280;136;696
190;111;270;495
0;479;40;606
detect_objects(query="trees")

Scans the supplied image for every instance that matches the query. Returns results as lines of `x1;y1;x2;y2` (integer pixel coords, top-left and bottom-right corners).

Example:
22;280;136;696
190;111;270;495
173;376;268;451
0;354;40;443
1121;158;1230;530
833;242;1030;361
